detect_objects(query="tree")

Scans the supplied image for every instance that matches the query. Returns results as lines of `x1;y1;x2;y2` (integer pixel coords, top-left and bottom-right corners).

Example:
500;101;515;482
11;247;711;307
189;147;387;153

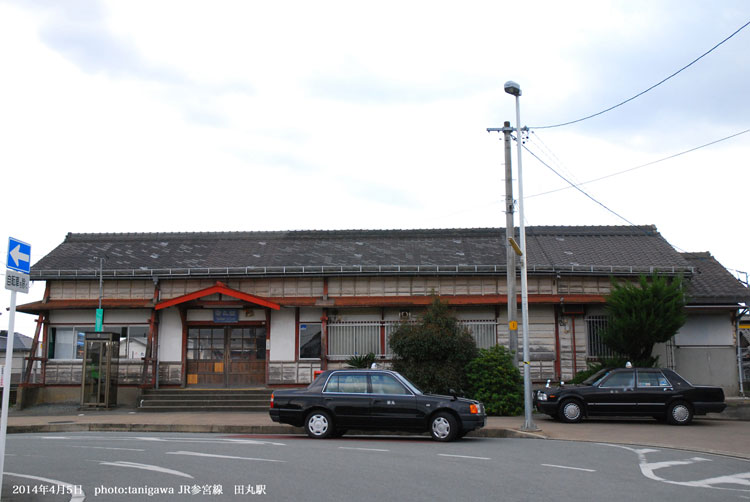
388;297;478;395
600;273;687;366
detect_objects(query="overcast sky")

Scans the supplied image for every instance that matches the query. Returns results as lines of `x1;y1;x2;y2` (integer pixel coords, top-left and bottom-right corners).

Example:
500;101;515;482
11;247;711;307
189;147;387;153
1;0;749;337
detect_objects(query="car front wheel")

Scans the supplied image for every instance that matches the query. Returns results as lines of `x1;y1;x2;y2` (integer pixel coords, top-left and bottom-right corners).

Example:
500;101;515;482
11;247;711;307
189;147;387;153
666;401;693;425
430;412;459;442
559;399;584;423
305;410;334;438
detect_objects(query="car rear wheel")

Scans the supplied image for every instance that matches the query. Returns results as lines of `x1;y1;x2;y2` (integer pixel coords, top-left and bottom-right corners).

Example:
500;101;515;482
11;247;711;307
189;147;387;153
559;399;583;423
430;412;459;442
666;401;693;425
305;410;334;438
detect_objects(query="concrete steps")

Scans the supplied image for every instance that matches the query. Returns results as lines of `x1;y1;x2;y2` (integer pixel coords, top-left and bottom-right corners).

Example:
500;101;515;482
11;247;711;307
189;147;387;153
138;388;272;412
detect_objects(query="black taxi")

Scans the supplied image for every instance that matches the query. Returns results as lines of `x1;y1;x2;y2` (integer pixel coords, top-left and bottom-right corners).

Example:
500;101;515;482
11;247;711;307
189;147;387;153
270;369;486;441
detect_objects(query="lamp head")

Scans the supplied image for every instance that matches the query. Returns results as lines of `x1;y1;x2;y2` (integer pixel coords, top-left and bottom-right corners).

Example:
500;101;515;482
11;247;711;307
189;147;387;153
504;80;522;97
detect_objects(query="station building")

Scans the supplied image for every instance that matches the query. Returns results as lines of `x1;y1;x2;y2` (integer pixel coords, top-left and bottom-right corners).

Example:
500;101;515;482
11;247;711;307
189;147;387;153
16;226;750;406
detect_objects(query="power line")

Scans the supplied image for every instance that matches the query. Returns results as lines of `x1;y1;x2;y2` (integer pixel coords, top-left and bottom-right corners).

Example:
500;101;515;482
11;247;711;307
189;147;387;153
527;127;750;199
531;19;750;130
521;141;639;226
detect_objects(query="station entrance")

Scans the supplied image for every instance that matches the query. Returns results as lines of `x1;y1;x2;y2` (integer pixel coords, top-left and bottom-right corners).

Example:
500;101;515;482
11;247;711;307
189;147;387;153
186;326;266;387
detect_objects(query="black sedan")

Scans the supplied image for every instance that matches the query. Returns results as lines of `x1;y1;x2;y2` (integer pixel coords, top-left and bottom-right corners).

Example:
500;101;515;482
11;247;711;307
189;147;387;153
533;367;726;425
269;369;486;441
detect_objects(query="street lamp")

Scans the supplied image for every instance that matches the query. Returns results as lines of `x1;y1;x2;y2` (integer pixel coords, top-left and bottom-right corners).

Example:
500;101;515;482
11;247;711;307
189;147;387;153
504;80;537;431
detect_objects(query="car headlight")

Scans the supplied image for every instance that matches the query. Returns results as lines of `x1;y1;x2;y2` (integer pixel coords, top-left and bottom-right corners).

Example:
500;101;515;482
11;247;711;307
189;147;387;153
469;403;485;415
536;392;548;401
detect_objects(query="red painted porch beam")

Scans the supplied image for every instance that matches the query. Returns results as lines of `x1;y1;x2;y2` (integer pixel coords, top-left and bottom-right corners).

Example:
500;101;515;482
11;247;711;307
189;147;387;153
265;294;606;308
17;299;153;313
155;281;281;311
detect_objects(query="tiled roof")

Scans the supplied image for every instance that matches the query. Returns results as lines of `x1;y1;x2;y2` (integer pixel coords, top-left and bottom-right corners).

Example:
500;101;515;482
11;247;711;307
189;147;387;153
31;226;691;278
681;252;750;304
28;226;749;304
0;332;33;352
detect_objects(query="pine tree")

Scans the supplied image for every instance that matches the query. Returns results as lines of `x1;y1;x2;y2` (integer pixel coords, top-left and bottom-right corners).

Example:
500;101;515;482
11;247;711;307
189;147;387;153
600;273;687;366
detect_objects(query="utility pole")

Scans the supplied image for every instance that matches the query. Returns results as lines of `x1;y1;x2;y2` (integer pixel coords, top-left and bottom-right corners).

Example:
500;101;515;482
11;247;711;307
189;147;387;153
502;121;519;360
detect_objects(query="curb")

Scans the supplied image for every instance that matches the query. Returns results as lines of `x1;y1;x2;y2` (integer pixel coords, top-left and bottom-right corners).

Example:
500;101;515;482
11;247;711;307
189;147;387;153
7;423;546;439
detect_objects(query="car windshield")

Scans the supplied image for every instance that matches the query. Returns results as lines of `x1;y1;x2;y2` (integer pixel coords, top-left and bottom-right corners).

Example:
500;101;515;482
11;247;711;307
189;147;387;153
394;373;423;395
582;368;611;386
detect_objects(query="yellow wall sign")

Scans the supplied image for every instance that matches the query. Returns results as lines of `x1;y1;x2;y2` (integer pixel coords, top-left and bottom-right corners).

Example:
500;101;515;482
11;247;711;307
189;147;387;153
509;321;518;330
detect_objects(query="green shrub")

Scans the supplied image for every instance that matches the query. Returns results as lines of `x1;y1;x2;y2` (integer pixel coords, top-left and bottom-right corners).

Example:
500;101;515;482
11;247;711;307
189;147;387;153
465;345;523;416
389;297;478;395
346;352;376;369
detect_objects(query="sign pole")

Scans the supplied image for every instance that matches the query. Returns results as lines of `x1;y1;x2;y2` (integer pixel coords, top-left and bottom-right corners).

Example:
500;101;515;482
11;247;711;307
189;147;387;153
0;289;18;500
1;237;31;499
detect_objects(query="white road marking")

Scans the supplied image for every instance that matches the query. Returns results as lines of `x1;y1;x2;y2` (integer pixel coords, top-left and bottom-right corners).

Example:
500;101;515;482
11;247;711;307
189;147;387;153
542;463;596;472
338;447;390;452
39;435;284;446
438;454;491;460
97;460;194;478
70;446;145;452
601;444;750;492
6;472;85;502
166;451;286;463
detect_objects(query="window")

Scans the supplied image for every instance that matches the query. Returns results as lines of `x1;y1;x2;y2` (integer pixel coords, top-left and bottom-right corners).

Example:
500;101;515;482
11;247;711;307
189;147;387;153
463;321;497;349
51;325;149;360
119;326;149;360
328;322;380;357
637;371;670;388
50;327;88;359
328;319;499;357
299;323;322;359
599;370;635;388
187;328;224;362
585;315;619;359
324;373;367;393
370;374;411;395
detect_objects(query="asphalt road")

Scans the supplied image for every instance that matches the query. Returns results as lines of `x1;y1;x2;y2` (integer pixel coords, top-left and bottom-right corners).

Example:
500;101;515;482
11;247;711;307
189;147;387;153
2;432;750;501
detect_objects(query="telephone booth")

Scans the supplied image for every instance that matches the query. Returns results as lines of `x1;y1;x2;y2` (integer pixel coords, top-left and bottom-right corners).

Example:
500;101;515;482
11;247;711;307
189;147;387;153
80;332;119;408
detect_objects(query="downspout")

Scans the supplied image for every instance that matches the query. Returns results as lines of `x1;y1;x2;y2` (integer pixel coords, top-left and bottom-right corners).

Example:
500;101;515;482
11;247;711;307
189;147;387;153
152;281;160;389
571;316;577;376
737;307;748;397
553;308;561;379
265;308;272;384
321;309;328;371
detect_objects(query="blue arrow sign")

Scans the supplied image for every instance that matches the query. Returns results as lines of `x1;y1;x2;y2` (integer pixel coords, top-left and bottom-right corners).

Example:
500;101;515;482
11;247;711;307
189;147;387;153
7;237;31;274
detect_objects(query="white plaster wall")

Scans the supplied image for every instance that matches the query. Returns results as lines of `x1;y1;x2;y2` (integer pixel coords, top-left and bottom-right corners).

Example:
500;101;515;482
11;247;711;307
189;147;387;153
158;308;183;361
186;309;212;322
49;310;96;325
270;308;295;361
299;308;323;323
103;309;151;324
673;346;739;396
675;314;733;346
49;309;150;325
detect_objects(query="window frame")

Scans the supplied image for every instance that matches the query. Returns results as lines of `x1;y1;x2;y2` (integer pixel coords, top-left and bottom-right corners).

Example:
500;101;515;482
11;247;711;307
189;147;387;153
370;373;413;396
598;370;635;389
322;372;369;394
298;322;322;360
636;370;671;388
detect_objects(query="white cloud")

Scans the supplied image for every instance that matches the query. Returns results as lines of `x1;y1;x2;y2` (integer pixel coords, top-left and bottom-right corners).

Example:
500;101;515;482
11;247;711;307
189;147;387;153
1;0;749;336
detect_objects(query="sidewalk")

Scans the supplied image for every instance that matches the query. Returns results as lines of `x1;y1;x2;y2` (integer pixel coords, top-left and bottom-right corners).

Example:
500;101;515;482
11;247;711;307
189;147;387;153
7;407;750;460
